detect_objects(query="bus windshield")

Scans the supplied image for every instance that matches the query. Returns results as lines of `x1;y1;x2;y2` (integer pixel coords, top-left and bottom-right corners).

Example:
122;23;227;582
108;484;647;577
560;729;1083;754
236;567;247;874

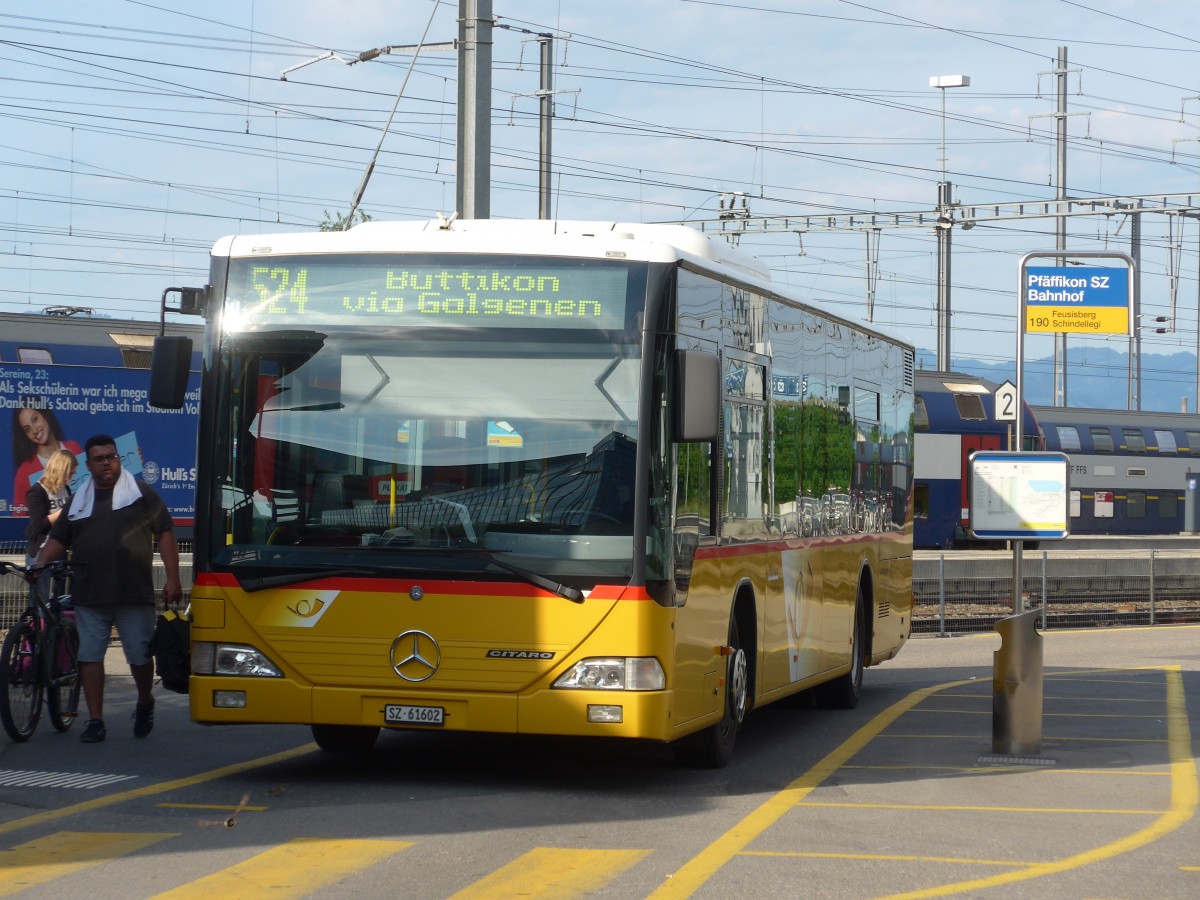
208;254;648;587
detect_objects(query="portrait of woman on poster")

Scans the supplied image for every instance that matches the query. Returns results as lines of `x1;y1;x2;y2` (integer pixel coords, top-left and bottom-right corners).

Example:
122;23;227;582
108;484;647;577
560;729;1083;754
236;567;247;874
11;400;83;517
24;448;77;599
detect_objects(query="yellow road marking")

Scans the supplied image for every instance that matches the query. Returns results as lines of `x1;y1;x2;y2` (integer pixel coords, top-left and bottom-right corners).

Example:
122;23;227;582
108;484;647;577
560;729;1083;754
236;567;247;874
156;803;268;811
150;837;412;899
936;692;1164;703
0;831;175;895
0;743;317;837
649;667;1195;899
796;802;1160;815
877;666;1195;900
879;733;1167;743
646;678;973;899
913;708;1171;720
843;764;1169;777
741;850;1036;867
450;847;651;899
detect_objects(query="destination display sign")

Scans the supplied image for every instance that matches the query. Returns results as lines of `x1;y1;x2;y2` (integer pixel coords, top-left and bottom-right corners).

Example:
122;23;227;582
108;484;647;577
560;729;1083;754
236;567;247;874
226;257;631;330
1023;265;1130;334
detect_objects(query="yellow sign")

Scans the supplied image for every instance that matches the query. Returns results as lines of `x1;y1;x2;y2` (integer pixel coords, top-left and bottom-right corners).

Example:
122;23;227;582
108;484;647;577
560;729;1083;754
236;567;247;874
1025;305;1128;334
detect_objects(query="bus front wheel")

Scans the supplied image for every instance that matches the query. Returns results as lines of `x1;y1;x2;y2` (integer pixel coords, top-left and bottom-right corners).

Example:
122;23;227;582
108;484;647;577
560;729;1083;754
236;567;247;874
675;617;748;768
311;723;380;753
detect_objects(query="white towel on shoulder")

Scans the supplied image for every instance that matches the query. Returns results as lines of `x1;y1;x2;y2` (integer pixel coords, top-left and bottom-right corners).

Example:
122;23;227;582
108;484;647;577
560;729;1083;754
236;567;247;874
68;468;141;520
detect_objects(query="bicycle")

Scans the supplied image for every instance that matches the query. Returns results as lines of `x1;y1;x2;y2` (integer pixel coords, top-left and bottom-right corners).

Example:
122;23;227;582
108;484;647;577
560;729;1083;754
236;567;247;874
0;559;81;742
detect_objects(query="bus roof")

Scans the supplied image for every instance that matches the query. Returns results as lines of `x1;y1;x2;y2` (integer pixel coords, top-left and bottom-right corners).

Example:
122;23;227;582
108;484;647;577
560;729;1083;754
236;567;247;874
212;217;772;283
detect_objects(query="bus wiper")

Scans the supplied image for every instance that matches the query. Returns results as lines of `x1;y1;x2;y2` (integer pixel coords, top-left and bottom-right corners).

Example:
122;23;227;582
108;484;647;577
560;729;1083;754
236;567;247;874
483;555;585;603
357;543;585;603
238;567;373;593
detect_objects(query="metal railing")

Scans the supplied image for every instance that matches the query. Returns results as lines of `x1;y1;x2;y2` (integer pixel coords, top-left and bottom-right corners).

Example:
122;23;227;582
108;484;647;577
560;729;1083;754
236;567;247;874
914;549;1200;634
1;541;194;630
7;541;1196;636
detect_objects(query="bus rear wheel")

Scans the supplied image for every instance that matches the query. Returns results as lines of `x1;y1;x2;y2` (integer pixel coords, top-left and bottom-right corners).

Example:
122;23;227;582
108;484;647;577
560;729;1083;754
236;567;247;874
675;617;747;768
816;585;866;710
311;724;380;753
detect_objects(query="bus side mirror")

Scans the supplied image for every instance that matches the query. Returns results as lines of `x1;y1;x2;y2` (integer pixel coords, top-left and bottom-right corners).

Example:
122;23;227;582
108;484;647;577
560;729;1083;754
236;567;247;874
163;285;208;317
150;336;193;410
674;349;719;442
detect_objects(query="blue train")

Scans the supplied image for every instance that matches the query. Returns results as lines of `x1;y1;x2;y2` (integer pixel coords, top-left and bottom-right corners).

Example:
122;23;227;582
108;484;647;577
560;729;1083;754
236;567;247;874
913;371;1040;549
1;310;202;546
1034;405;1200;537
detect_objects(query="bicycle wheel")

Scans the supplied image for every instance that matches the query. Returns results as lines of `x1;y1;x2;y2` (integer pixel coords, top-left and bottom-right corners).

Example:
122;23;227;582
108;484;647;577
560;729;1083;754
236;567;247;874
46;618;81;732
0;620;43;742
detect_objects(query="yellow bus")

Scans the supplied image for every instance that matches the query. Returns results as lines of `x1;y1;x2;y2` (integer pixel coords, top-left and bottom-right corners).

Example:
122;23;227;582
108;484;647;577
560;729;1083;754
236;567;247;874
153;219;914;766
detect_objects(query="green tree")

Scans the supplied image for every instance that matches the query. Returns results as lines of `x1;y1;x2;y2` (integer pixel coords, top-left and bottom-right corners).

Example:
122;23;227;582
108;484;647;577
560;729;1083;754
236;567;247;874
319;209;373;231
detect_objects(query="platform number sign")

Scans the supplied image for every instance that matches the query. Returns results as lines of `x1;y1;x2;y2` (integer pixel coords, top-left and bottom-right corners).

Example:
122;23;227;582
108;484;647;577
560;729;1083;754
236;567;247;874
994;381;1017;423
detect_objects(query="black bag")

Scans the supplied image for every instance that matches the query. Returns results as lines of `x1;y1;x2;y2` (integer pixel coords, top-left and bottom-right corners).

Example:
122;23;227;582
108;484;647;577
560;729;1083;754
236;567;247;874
151;608;191;694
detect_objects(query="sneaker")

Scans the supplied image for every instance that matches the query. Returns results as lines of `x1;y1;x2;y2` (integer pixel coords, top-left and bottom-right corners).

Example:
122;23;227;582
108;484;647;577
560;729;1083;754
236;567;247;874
133;699;155;738
80;719;106;743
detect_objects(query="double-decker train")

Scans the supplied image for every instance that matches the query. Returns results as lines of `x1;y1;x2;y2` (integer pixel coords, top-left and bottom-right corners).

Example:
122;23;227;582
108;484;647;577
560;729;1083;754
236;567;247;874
1034;405;1200;537
913;371;1040;549
1;310;202;545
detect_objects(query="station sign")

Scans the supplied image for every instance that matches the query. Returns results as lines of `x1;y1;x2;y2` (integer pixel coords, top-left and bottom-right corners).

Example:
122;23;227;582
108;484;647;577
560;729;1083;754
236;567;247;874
1024;265;1131;335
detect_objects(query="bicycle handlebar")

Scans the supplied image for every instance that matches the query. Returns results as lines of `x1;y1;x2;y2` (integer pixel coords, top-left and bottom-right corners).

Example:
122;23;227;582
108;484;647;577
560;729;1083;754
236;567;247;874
0;559;75;581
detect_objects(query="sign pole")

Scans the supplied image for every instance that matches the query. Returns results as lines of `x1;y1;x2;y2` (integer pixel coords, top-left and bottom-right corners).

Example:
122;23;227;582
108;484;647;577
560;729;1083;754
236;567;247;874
1015;249;1134;611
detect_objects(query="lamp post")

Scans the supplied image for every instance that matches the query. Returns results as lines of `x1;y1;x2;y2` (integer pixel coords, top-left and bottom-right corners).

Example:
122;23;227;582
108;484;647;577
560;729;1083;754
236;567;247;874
930;75;971;372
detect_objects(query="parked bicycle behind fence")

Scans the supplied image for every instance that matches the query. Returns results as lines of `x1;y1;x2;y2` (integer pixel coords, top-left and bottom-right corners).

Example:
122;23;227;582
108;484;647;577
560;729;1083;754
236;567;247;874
0;559;81;741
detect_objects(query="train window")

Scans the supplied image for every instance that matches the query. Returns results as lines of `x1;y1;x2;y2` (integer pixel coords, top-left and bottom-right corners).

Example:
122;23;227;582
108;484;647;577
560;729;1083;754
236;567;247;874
1054;426;1081;452
1186;431;1200;455
109;332;157;369
1159;492;1179;520
913;483;929;519
914;396;929;431
1089;427;1114;453
1121;429;1146;453
1126;491;1146;518
952;394;986;420
1153;430;1178;453
17;346;53;364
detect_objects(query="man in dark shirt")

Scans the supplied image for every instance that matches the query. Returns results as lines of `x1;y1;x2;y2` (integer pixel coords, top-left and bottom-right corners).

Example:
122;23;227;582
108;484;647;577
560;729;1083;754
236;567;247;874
38;434;183;743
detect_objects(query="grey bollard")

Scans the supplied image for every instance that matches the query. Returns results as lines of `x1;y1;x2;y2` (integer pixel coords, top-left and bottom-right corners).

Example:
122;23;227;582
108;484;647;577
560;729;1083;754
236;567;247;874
992;607;1044;755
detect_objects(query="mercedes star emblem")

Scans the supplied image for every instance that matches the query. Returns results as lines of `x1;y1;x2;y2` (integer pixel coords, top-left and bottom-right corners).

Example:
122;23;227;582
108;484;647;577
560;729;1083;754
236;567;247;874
389;630;441;682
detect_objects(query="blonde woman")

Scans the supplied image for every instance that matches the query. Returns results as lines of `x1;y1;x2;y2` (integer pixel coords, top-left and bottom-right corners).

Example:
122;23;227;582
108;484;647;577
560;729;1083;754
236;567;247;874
24;448;78;598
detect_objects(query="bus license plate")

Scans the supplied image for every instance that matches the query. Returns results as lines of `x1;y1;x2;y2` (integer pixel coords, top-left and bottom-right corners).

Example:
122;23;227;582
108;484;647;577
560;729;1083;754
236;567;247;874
385;704;444;726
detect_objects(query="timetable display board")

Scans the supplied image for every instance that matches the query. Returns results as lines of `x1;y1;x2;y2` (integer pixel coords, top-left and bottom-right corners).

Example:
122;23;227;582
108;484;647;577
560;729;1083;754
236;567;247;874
968;451;1070;541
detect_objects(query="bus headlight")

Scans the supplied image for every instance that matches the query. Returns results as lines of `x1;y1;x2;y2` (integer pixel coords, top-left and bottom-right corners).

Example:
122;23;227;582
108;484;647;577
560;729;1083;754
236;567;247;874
192;641;283;678
552;657;665;691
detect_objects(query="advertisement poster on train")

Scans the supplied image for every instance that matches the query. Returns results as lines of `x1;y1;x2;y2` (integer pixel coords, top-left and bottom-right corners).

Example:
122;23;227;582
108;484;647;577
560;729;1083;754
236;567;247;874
1;362;200;542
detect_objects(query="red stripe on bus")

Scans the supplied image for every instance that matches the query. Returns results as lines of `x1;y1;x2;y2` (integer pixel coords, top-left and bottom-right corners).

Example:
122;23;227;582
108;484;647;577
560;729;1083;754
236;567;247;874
193;572;651;601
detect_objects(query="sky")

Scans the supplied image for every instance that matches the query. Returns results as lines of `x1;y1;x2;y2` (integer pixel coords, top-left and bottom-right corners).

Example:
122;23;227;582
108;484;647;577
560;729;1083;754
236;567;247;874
1;0;1199;406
